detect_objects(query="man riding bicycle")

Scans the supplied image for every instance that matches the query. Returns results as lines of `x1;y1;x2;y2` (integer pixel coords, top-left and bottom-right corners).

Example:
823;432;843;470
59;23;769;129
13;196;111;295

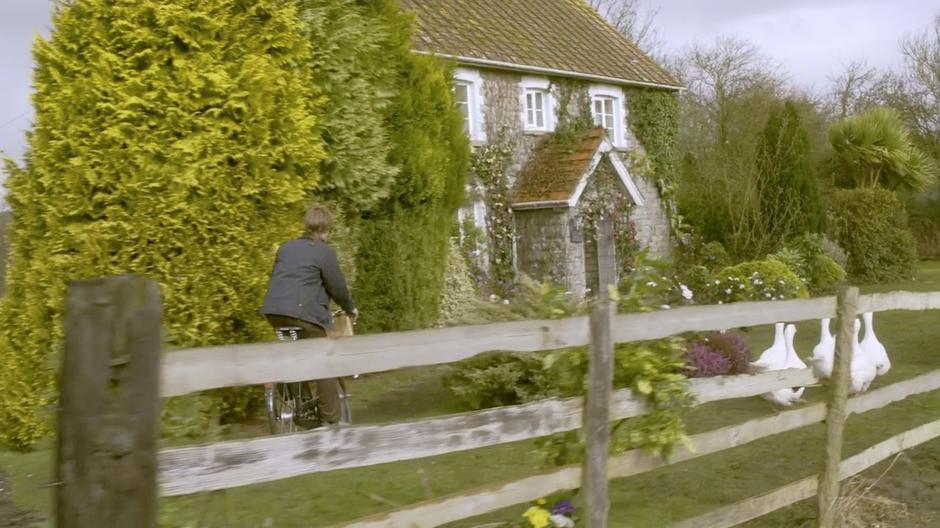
261;204;358;426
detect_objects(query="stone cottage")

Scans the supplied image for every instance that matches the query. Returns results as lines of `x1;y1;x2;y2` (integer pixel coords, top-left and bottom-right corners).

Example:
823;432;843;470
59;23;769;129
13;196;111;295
400;0;680;295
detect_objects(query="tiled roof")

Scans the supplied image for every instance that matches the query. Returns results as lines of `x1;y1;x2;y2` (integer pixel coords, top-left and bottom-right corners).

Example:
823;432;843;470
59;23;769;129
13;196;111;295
399;0;681;89
513;128;606;205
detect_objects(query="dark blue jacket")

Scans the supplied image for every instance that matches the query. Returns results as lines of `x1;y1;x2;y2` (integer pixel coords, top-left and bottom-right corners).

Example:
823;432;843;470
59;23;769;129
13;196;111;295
261;237;356;329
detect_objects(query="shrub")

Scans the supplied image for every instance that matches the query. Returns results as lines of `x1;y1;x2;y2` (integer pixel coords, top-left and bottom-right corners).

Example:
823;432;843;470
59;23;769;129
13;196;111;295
685;332;752;378
830;188;917;282
618;250;696;311
756;100;826;239
809;254;847;294
444;352;554;409
768;246;808;282
708;259;808;304
685;342;732;377
771;234;848;294
353;2;470;332
909;194;940;260
0;0;324;448
675;234;731;273
436;238;478;327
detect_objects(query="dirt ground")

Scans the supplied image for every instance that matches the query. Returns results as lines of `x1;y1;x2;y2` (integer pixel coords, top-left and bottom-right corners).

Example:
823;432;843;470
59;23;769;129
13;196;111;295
851;444;940;528
0;473;39;528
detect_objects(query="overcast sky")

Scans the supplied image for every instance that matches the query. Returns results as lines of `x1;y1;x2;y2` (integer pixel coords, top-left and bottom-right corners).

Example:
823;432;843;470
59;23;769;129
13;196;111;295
1;0;938;166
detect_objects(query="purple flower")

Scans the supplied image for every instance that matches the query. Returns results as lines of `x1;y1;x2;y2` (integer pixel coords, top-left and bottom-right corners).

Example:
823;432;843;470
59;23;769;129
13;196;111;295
704;332;752;375
684;342;732;377
551;500;575;516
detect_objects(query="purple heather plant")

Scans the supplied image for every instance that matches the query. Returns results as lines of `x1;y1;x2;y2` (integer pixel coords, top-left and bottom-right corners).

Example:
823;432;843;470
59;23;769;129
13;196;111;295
684;341;732;377
703;332;752;375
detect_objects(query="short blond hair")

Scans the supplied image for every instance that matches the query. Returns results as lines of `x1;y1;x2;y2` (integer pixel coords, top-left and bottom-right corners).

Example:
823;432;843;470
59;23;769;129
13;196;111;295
304;205;333;239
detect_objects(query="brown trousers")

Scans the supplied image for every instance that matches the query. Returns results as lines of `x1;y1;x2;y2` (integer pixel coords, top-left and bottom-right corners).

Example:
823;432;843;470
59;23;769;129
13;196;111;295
264;314;343;424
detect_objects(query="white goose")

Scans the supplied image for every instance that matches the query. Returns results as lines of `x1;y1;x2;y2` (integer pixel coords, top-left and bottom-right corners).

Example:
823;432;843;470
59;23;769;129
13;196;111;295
809;318;835;379
860;311;890;376
761;324;805;406
751;322;786;372
849;318;878;394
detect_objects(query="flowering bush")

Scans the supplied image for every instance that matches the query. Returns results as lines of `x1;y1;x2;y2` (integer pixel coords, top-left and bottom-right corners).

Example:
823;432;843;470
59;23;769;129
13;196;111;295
685;332;751;377
706;259;808;304
617;250;696;312
685;341;732;377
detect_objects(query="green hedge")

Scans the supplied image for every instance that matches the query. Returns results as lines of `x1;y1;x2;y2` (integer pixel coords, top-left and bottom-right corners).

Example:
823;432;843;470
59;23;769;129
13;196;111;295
353;2;469;332
830;188;917;282
0;0;324;449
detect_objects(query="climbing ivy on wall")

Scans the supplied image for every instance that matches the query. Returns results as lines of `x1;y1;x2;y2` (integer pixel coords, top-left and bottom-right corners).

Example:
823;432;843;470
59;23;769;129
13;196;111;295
470;130;516;297
551;79;595;152
625;87;682;231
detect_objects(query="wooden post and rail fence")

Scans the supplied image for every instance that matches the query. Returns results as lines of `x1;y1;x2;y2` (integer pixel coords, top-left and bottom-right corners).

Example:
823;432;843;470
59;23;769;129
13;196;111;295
56;227;940;527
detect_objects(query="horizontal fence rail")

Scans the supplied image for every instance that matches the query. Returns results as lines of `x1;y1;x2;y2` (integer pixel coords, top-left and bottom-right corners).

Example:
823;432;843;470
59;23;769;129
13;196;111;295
333;366;940;528
159;368;818;495
162;297;838;398
161;291;940;398
160;316;590;397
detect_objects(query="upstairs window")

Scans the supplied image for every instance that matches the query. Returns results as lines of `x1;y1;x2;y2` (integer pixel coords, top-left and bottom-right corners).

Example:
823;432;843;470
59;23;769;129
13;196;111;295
525;89;548;129
592;96;616;135
453;68;486;142
520;77;555;132
454;82;472;135
589;85;626;147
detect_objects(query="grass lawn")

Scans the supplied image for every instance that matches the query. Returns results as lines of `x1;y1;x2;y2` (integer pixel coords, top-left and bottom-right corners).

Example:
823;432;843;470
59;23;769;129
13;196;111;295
2;263;940;527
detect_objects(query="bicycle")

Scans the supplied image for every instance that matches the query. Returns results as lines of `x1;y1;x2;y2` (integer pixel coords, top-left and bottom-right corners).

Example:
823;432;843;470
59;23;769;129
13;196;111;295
264;311;354;434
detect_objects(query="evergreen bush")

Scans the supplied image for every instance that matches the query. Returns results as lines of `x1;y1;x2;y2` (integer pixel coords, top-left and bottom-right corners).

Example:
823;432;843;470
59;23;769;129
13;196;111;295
830;188;917;282
708;259;808;304
353;1;470;332
435;238;478;327
775;234;847;294
756;101;826;241
0;0;323;448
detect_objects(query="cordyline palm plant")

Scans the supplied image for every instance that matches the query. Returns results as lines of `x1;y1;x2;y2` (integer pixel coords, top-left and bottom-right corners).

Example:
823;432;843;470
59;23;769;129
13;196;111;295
828;107;938;192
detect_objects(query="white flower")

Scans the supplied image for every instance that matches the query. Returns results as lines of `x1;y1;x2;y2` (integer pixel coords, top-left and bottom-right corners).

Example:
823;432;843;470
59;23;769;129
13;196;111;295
661;304;671;310
550;514;575;528
680;284;693;300
725;288;732;294
718;300;723;304
489;294;498;302
646;281;658;287
503;299;510;305
765;292;772;298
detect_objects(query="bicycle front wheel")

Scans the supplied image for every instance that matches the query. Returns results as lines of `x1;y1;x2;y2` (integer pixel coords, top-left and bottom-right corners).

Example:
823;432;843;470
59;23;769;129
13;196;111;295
266;382;305;434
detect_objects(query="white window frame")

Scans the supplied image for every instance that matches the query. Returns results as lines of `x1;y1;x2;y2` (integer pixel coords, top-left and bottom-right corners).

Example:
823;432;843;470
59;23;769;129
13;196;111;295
589;84;626;148
454;68;486;143
519;77;555;132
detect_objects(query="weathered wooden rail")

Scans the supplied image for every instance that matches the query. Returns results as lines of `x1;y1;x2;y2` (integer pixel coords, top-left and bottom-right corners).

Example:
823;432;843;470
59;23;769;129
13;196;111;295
57;276;940;528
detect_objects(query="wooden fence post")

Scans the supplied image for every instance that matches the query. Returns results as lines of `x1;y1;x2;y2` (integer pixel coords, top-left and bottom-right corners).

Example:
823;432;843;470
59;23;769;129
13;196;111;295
583;217;616;528
817;285;859;527
57;275;162;528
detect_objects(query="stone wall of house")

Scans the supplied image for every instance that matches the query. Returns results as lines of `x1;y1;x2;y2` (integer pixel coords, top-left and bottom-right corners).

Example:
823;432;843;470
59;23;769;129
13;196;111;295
630;174;671;257
513;207;586;295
